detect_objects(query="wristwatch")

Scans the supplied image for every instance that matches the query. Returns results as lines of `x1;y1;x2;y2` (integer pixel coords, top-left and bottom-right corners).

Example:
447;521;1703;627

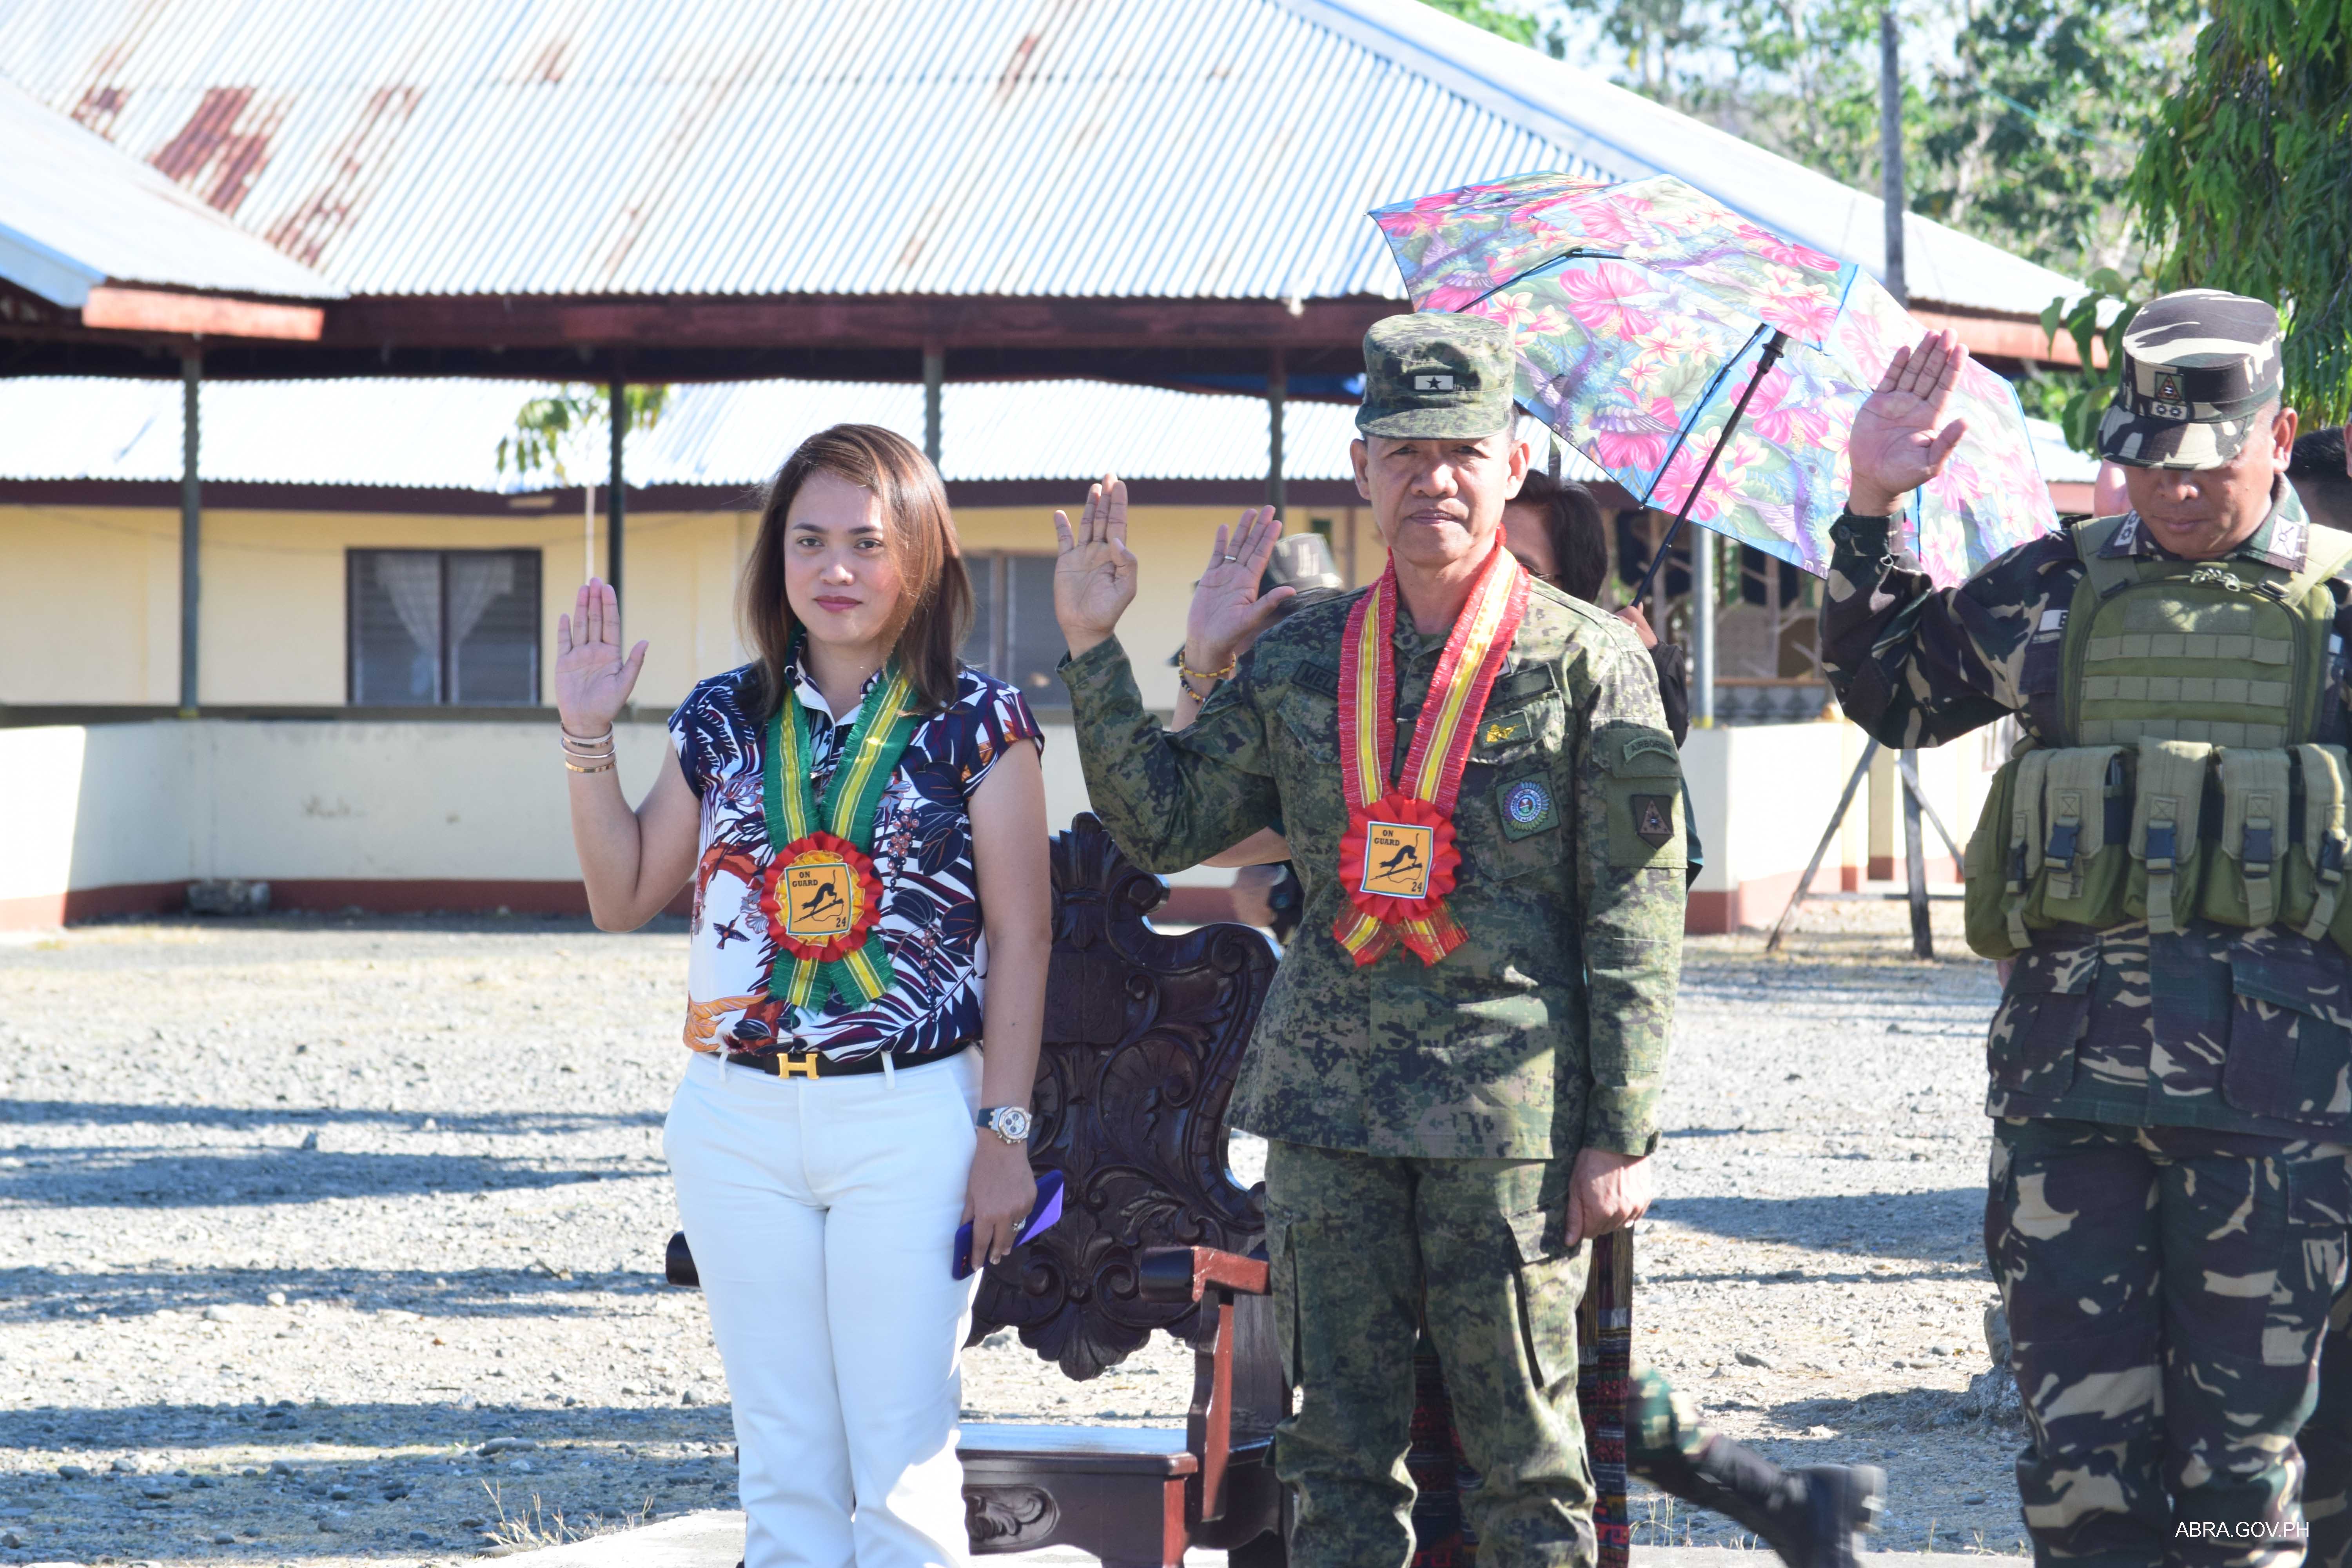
977;1106;1033;1145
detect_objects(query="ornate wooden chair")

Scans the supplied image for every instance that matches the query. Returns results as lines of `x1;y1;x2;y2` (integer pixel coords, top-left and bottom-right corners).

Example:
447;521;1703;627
956;813;1285;1566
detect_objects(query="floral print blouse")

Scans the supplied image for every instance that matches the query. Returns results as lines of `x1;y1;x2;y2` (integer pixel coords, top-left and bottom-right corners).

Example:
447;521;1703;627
666;659;1043;1062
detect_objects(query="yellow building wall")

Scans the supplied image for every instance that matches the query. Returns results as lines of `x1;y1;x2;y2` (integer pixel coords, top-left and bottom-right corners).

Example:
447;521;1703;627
0;499;1374;711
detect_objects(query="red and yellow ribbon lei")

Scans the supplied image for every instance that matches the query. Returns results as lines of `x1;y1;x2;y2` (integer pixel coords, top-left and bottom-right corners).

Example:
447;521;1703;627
1333;540;1529;967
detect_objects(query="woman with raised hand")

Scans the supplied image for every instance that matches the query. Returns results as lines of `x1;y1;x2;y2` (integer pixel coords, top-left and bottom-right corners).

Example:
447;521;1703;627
555;423;1051;1568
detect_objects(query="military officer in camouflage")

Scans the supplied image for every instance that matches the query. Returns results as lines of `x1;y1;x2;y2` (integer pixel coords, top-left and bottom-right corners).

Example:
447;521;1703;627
1052;312;1877;1568
1820;290;2352;1566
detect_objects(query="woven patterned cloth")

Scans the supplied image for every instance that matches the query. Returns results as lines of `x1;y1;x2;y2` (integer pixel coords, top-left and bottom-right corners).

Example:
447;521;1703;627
1408;1227;1633;1568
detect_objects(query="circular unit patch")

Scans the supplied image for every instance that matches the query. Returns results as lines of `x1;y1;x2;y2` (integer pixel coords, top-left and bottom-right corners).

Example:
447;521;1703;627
1503;779;1551;826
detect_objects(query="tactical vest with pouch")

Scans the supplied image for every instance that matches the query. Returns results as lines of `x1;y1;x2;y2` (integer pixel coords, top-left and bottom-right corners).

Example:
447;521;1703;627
1964;513;2352;958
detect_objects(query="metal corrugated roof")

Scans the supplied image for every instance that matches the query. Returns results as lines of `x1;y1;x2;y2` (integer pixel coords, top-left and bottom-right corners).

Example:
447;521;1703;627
0;76;340;304
0;0;2071;316
0;374;1606;488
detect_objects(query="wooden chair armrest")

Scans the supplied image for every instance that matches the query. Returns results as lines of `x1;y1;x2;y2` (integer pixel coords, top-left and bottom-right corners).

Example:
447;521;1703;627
1137;1245;1270;1304
1138;1246;1273;1529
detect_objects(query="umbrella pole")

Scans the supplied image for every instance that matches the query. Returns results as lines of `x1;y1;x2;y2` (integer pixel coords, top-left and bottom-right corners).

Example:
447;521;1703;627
1630;329;1791;607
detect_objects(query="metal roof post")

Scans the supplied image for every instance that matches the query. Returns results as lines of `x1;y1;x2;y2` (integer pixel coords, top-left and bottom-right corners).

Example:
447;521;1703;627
1879;8;1907;307
1690;527;1715;728
1267;349;1287;515
178;349;201;715
922;344;944;466
607;378;626;608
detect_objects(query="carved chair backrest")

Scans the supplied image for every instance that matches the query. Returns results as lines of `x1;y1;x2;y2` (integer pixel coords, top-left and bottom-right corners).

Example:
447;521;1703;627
968;813;1279;1428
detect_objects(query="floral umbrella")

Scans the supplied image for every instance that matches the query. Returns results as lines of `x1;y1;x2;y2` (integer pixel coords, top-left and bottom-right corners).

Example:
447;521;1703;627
1371;172;2056;587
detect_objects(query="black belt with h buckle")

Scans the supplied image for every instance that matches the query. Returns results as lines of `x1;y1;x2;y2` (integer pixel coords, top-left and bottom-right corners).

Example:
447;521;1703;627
723;1039;974;1080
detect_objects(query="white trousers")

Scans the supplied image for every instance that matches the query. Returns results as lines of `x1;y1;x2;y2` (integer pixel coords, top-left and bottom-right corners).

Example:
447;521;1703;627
664;1048;982;1568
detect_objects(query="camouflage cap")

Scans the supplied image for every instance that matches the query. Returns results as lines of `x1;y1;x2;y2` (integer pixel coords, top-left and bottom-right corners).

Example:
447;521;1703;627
2098;288;2284;470
1358;312;1517;439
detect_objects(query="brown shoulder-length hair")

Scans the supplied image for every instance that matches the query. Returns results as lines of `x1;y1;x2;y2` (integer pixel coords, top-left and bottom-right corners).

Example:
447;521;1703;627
739;423;973;721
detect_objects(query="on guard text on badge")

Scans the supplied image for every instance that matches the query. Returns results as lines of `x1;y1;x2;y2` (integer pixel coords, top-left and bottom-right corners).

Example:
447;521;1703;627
1358;820;1434;900
784;862;855;939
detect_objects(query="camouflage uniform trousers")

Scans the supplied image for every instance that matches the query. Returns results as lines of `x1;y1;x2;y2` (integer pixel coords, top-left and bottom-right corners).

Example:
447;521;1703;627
2301;1301;2352;1568
1265;1138;1596;1568
1987;1116;2351;1567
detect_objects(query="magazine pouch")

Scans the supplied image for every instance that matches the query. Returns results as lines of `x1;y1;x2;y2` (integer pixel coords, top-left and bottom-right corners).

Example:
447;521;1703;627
2207;749;2293;929
2126;738;2214;936
2037;746;2130;929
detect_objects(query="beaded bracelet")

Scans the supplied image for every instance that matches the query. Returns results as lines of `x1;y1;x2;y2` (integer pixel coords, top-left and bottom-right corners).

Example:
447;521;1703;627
1176;652;1236;686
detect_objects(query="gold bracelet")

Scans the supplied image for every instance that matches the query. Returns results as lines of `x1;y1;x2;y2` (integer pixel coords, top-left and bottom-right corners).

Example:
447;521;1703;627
1178;670;1218;702
1176;652;1236;686
560;724;616;745
560;739;617;758
563;757;616;774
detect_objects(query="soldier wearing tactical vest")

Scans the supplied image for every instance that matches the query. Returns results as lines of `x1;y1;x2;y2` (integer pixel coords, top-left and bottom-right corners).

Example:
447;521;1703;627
1821;290;2352;1565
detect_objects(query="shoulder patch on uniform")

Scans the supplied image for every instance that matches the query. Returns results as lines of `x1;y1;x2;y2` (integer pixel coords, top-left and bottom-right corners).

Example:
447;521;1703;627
1622;733;1677;768
1630;794;1675;846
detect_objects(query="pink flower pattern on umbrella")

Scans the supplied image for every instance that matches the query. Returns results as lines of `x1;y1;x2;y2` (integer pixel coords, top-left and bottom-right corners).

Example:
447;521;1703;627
1743;367;1837;447
1732;222;1841;274
1370;171;2056;587
1588;396;1684;475
1557;260;1662;334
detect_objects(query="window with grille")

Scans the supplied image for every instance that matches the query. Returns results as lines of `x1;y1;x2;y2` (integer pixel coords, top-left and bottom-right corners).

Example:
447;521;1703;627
348;549;542;706
960;552;1066;708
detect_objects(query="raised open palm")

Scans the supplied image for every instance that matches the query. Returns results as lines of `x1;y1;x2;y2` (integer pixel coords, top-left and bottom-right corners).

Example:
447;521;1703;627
1052;476;1138;656
1185;506;1294;671
1847;328;1971;514
555;578;648;732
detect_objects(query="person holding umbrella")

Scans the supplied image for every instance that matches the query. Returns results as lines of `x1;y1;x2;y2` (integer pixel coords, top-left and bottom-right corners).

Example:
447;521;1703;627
1821;297;2352;1563
1053;312;1880;1568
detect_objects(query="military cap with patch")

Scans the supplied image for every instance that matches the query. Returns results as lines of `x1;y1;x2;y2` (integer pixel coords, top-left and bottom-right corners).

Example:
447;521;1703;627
2098;287;2284;470
1358;312;1518;439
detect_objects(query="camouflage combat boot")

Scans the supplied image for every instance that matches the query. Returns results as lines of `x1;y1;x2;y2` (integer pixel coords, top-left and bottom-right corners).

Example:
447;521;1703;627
1643;1437;1884;1568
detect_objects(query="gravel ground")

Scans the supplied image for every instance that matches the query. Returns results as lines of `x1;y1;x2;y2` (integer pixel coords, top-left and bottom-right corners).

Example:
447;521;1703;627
0;893;2022;1566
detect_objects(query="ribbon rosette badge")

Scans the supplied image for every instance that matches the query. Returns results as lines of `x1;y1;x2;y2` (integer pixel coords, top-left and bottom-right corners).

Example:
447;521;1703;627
760;832;884;963
1341;794;1461;917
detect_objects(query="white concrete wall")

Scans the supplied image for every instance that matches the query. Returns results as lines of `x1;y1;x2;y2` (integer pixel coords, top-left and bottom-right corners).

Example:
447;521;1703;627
11;714;1951;927
0;714;1248;922
1681;720;1858;896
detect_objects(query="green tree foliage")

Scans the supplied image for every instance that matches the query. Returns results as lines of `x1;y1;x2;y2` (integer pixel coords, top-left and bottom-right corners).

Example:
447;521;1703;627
2131;0;2352;424
2033;269;2143;450
1432;0;2197;283
1548;0;1719;105
496;384;673;485
1422;0;1543;46
1915;0;2198;281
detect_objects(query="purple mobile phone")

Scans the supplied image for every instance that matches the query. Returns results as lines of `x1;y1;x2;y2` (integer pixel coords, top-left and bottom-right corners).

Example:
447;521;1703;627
953;1169;1066;1280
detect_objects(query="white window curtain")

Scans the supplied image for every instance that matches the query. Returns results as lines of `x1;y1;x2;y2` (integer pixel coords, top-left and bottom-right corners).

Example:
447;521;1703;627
445;555;514;651
372;553;443;702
